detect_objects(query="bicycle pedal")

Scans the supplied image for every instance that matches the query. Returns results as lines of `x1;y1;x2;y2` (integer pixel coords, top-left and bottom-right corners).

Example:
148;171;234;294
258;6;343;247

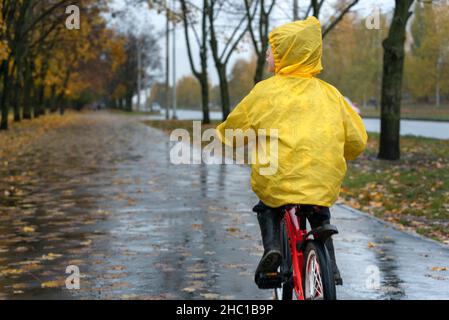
255;272;283;289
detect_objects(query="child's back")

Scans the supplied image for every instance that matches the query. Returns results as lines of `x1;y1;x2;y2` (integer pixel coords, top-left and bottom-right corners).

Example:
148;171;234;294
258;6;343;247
217;17;367;209
216;17;367;288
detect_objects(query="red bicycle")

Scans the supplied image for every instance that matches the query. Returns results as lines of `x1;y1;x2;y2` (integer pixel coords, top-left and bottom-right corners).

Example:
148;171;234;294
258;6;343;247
258;205;338;300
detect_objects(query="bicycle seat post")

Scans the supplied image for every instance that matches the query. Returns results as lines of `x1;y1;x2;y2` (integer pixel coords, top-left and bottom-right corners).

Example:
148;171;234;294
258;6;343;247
295;205;308;231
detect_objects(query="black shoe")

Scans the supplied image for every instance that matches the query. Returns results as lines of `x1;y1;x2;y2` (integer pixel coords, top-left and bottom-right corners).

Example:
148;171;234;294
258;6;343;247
253;204;282;288
255;250;282;274
254;250;282;289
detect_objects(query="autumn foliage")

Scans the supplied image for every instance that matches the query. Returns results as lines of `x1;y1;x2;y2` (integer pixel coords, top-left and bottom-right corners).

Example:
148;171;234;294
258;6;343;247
0;0;160;131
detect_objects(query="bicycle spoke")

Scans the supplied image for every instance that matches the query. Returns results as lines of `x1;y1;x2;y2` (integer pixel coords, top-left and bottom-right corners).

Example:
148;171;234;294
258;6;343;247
313;258;323;297
305;251;324;300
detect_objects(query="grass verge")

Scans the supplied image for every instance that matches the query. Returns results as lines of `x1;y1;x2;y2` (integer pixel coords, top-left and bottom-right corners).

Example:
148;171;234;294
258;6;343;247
360;103;449;121
341;133;448;244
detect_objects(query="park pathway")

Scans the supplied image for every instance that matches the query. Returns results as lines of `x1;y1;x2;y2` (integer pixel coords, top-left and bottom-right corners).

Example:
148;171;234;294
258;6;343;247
0;112;448;299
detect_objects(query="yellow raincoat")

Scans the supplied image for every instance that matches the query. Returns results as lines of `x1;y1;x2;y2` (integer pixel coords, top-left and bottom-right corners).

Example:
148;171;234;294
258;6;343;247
216;17;367;208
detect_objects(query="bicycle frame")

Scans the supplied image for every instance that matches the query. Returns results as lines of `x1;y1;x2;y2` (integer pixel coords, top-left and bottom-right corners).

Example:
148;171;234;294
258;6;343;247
283;205;308;300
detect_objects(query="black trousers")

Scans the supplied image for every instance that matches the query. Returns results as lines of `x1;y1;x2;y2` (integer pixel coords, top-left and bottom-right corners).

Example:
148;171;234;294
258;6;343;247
252;201;331;229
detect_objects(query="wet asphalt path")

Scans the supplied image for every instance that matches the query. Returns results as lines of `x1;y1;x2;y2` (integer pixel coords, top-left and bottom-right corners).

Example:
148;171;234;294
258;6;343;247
0;112;448;300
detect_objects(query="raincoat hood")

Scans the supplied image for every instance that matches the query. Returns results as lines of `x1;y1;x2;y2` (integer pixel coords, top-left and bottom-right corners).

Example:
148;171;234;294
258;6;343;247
269;16;323;77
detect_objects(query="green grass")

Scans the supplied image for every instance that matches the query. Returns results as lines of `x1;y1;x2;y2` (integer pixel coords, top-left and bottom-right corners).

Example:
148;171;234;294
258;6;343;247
144;120;449;244
361;103;449;121
341;133;449;243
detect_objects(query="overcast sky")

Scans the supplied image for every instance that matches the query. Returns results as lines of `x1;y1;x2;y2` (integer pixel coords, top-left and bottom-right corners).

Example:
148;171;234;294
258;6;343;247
107;0;396;86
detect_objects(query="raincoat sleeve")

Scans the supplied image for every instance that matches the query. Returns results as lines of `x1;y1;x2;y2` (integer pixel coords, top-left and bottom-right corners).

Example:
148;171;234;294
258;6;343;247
341;96;368;161
216;89;255;147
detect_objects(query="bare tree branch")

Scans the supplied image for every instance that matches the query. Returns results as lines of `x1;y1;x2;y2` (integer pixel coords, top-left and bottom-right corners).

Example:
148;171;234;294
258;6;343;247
322;0;360;38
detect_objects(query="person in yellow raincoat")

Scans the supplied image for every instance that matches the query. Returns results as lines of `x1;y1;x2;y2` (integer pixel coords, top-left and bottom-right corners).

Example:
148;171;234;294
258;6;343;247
216;17;367;288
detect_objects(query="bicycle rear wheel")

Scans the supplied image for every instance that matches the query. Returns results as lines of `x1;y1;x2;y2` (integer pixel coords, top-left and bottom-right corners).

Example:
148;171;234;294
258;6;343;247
302;240;336;300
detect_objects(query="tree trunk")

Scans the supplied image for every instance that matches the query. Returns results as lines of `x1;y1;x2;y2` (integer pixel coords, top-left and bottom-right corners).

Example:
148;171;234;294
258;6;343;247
254;55;266;84
165;4;170;120
125;93;133;111
49;85;58;113
254;8;270;84
378;0;414;161
23;61;33;120
57;92;66;115
200;76;210;124
180;0;210;123
35;84;46;118
293;0;299;20
0;60;11;130
311;0;320;17
13;41;26;123
436;54;442;108
12;64;22;122
13;81;21;122
58;67;73;115
217;65;230;120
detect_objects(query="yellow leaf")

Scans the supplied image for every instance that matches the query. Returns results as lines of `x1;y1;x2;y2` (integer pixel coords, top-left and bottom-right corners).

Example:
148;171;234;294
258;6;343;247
41;280;62;288
22;226;36;233
81;239;92;246
41;253;62;261
201;293;219;299
0;268;24;276
369;201;383;208
431;266;447;272
367;242;376;248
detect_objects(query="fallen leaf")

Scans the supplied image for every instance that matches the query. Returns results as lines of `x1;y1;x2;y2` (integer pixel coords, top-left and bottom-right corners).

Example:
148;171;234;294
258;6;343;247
111;265;126;271
0;268;24;276
110;282;129;289
201;293;219;299
12;283;27;290
431;266;447;272
41;280;63;288
22;226;36;233
81;239;92;246
41;253;62;261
